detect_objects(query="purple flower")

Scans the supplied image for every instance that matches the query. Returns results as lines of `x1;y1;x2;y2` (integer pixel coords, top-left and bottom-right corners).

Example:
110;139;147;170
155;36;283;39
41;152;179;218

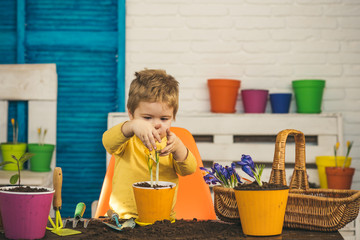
236;154;255;178
200;163;242;187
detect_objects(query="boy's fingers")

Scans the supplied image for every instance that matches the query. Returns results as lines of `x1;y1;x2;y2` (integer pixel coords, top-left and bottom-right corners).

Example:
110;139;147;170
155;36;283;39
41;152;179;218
143;136;153;151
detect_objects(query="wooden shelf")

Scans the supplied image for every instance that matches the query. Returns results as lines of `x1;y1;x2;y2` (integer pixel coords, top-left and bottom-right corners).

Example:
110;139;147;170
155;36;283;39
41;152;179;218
0;170;52;187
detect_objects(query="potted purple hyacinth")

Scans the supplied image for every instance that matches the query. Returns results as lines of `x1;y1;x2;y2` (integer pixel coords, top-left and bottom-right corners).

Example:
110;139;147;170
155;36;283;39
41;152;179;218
233;155;289;237
200;154;253;223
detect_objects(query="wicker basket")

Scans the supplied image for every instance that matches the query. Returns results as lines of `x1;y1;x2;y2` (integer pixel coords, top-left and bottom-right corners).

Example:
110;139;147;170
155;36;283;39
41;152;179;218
269;129;360;231
213;186;240;223
213;129;360;231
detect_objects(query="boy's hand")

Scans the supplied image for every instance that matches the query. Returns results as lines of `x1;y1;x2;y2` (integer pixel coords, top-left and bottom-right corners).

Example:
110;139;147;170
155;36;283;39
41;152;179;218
159;129;188;162
122;119;162;151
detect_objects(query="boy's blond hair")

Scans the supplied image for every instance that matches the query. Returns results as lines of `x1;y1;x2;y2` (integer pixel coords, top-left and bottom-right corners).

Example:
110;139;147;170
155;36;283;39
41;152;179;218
127;69;179;118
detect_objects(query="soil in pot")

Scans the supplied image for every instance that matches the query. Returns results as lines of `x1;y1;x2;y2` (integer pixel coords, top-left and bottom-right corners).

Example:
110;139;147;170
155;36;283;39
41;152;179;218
133;182;174;189
234;181;288;190
2;186;50;192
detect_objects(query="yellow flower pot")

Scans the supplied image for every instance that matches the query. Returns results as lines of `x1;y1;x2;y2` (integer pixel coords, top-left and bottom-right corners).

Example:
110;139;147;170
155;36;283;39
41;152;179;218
315;156;352;189
0;143;27;171
133;181;176;224
234;188;289;236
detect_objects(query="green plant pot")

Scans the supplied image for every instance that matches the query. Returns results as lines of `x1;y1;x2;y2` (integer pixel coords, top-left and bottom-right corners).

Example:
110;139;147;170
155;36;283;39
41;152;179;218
0;143;27;171
292;79;325;113
28;144;55;172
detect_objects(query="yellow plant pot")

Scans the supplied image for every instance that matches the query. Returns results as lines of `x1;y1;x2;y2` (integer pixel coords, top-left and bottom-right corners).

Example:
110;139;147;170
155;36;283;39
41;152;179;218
315;156;352;189
234;188;289;236
0;143;27;171
133;181;176;224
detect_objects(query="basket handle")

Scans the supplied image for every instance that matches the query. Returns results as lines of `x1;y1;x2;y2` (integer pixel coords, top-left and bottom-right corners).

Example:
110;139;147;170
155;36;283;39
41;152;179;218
269;129;309;190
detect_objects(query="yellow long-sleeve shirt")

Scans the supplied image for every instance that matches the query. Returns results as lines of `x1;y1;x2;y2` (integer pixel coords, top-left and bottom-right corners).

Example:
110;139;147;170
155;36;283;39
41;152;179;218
102;122;197;219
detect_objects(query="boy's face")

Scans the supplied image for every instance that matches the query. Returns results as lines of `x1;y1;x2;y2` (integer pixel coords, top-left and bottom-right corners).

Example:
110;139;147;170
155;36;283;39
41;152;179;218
129;101;174;139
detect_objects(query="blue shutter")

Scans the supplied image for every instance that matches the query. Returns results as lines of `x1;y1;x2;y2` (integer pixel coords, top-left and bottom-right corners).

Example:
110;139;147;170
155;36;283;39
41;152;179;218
0;0;28;144
0;0;125;217
0;0;16;64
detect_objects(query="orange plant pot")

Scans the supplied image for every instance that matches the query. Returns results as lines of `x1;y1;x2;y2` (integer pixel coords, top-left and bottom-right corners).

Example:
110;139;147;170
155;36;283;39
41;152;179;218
234;188;289;236
133;181;176;224
316;156;352;189
325;167;355;190
208;79;241;113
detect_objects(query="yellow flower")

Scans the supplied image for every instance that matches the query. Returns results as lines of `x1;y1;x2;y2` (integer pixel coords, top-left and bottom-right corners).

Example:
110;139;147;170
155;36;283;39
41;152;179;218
11;118;15;126
144;148;150;155
335;142;340;151
38;128;41;134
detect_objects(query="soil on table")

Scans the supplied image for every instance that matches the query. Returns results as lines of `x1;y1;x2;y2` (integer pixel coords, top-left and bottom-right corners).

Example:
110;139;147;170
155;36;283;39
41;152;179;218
0;217;344;240
51;218;242;240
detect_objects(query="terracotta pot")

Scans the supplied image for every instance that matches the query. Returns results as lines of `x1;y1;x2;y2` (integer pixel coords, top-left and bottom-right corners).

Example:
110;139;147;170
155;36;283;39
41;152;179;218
315;156;352;189
208;79;241;113
325;167;355;189
133;181;176;224
234;188;289;236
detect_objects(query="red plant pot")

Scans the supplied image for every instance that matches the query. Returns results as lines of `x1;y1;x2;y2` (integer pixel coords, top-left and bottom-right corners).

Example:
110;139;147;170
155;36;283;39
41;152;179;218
325;167;355;190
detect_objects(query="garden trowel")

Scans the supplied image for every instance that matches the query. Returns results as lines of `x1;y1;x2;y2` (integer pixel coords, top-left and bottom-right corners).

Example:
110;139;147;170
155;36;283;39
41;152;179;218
46;167;82;236
63;202;89;228
103;209;136;231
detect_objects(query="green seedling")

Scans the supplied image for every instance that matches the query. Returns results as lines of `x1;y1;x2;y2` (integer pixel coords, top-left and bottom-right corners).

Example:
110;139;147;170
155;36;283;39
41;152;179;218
0;153;35;186
251;164;265;187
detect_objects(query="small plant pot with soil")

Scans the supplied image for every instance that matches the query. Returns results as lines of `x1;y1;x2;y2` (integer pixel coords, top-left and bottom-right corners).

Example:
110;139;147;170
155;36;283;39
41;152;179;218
234;182;289;236
0;152;55;239
0;186;55;239
133;181;176;225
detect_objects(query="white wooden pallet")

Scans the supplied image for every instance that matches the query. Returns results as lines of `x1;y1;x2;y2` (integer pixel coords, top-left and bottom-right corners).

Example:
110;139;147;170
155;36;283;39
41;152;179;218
0;64;57;187
107;112;343;185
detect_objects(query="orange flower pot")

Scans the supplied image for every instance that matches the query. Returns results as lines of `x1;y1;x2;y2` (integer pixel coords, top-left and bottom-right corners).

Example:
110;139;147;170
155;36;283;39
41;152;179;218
234;188;289;236
133;181;176;224
325;167;355;189
315;156;352;189
208;79;241;113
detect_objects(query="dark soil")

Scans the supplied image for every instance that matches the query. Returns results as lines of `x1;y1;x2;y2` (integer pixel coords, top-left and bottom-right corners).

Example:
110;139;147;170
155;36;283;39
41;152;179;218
234;182;289;190
134;182;174;189
1;186;49;192
0;218;344;240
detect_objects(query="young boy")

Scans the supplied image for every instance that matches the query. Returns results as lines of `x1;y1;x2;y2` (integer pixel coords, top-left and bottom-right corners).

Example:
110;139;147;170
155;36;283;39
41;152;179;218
102;69;197;219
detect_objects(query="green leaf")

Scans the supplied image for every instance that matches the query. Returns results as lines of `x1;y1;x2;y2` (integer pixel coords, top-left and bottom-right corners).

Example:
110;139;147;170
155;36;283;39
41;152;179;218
19;153;35;164
0;161;14;166
10;174;19;185
11;155;19;162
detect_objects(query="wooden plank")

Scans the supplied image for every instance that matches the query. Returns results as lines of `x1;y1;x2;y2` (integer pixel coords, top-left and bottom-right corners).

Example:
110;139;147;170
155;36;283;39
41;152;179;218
0;101;8;143
0;64;57;101
0;170;52;187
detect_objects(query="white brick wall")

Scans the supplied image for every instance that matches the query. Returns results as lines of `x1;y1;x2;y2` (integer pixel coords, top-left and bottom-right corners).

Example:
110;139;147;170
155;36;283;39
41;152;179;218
125;0;360;190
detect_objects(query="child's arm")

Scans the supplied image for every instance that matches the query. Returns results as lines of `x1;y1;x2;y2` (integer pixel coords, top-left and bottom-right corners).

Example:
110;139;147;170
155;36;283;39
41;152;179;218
159;128;188;162
121;119;162;151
